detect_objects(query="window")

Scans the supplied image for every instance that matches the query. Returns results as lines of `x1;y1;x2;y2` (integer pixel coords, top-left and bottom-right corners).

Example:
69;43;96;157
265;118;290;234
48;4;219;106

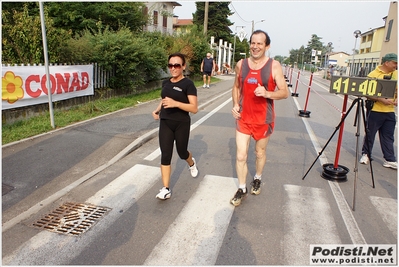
153;11;158;25
385;19;393;41
163;15;167;28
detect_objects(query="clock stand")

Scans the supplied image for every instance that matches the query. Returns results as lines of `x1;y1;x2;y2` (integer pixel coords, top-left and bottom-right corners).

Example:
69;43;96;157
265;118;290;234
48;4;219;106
302;96;375;211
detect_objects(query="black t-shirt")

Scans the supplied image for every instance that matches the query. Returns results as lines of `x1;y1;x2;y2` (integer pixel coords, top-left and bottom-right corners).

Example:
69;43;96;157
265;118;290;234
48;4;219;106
160;77;197;122
203;57;214;72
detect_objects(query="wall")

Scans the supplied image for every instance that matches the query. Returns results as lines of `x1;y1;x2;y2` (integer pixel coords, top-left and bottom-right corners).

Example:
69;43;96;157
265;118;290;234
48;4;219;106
380;1;398;59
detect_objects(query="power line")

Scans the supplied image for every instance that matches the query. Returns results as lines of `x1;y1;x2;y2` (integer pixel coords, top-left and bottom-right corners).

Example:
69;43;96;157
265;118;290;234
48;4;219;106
229;3;251;24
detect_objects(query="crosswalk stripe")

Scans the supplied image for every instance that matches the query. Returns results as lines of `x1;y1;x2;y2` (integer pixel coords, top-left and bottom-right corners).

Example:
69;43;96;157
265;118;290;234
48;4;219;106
86;164;159;206
3;164;160;265
370;196;398;238
144;175;237;266
283;184;341;265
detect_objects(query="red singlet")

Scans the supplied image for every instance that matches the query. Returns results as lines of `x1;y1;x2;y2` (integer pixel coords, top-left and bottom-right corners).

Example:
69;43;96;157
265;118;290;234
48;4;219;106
236;58;277;140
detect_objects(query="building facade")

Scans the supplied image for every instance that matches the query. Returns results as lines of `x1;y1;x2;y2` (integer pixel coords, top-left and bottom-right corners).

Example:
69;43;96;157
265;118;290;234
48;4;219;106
380;1;398;59
348;1;397;76
172;16;193;35
144;2;181;35
329;52;350;66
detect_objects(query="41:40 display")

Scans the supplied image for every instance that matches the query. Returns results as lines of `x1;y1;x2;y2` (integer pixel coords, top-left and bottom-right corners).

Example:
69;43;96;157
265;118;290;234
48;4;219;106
331;77;380;97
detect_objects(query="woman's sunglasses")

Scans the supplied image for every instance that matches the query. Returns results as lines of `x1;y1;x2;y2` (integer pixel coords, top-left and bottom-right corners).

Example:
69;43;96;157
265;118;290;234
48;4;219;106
168;63;182;69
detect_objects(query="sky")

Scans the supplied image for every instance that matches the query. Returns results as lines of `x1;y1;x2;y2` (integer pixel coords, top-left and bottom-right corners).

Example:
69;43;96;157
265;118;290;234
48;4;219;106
173;1;392;57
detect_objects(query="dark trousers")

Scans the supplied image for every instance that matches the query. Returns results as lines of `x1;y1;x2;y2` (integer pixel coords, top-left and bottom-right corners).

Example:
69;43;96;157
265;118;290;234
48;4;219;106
362;111;396;162
159;119;190;165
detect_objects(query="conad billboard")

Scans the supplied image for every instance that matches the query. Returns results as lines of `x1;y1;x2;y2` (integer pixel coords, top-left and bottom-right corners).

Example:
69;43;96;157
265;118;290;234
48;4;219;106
2;65;94;110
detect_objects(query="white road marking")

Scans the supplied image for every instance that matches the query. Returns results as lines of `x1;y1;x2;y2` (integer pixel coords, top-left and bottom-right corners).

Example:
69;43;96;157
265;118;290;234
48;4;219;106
283;184;341;265
328;181;366;244
3;164;160;265
144;175;237;266
370;196;398;238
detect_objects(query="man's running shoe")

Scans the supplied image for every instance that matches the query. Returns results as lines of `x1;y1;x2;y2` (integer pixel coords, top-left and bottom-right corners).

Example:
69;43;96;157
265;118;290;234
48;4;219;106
250;178;261;195
156;187;171;200
359;154;369;164
189;157;198;177
383;160;397;169
230;188;247;206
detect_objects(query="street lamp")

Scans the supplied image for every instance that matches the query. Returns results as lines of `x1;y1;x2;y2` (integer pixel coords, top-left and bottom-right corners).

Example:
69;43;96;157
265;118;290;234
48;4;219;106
351;30;361;76
251;19;265;33
233;26;245;71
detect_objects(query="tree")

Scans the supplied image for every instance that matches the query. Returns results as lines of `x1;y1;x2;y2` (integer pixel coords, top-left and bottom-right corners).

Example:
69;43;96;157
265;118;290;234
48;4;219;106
233;37;249;66
284;34;338;71
46;2;147;35
273;55;286;64
304;34;323;65
2;3;71;64
286;46;306;67
193;2;233;43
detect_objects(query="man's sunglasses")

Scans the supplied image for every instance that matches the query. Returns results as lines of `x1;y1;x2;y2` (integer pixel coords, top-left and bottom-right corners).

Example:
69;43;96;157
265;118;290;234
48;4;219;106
168;63;182;69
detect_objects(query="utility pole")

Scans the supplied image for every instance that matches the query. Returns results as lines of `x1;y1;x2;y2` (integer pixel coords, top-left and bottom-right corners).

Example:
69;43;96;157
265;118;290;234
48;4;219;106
39;1;55;128
203;2;209;35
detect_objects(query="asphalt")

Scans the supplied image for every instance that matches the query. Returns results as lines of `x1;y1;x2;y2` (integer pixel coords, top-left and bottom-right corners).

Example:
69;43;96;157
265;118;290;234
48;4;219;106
2;74;236;216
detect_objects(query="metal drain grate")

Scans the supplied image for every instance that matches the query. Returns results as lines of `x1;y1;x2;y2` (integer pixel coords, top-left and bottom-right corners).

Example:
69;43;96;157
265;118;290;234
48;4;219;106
31;202;111;236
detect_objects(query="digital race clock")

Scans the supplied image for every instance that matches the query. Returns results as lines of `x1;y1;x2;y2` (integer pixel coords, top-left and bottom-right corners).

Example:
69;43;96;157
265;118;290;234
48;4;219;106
330;76;396;98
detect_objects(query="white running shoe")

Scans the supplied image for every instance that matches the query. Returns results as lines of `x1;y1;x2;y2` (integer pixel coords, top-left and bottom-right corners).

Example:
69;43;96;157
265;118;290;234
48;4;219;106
156;187;171;200
383;160;397;169
203;84;206;88
359;154;369;164
206;84;210;88
189;157;198;177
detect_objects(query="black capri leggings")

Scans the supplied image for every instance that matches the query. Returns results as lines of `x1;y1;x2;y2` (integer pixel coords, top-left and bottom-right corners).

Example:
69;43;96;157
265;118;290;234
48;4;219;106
159;119;191;165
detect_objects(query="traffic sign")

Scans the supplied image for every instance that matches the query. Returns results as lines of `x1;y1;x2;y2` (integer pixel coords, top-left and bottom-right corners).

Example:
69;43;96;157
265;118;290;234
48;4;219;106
238;29;246;42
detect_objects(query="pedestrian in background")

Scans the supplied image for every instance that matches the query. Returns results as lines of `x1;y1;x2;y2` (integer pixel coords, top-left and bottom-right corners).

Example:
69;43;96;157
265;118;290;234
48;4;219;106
329;65;335;79
152;52;199;200
230;30;289;206
200;52;215;88
359;53;398;169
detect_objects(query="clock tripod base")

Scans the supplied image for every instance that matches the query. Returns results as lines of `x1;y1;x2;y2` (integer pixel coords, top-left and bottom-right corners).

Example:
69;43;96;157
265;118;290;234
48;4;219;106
302;96;376;210
321;163;349;181
299;110;311;117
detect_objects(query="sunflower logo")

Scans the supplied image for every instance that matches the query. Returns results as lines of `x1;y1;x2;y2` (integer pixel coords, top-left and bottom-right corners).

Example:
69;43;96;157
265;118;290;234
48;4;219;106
2;71;24;104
